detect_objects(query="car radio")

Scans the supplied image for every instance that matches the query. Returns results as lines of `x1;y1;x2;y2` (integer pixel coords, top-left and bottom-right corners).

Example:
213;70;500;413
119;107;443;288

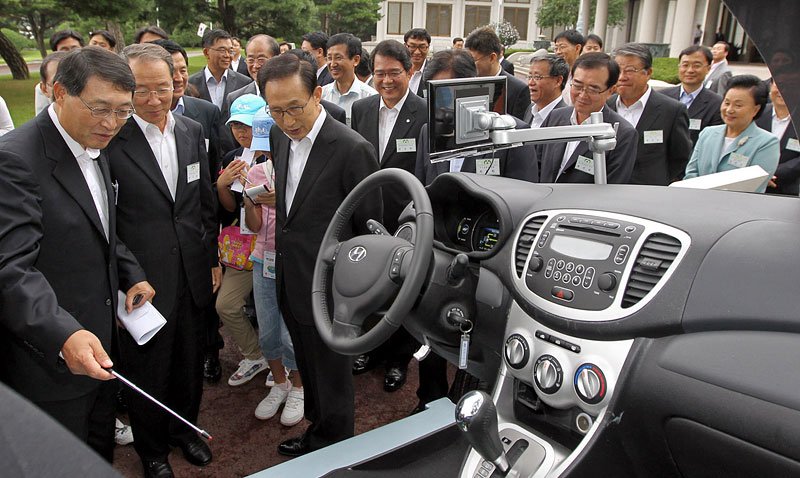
524;213;644;311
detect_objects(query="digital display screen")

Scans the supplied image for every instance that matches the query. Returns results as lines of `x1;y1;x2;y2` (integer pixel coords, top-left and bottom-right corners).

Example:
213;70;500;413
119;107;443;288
550;235;613;261
477;227;500;251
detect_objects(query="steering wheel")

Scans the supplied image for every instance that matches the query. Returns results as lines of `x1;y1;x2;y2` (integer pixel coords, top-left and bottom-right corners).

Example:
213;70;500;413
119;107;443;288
312;168;434;355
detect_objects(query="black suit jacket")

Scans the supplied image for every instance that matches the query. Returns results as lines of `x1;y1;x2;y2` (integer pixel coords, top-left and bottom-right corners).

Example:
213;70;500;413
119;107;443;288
272;112;382;325
659;85;723;146
502;70;532;121
606;92;692;185
0;111;145;402
501;58;515;76
522;98;567;126
181;96;223;174
107;116;217;318
757;104;800;195
351;92;428;231
318;64;334;87
187;68;253;110
538;106;638;184
415;117;540;186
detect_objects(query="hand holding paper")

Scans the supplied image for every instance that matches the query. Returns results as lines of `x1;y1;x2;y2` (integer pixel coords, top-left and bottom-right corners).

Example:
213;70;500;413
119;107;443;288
117;290;167;345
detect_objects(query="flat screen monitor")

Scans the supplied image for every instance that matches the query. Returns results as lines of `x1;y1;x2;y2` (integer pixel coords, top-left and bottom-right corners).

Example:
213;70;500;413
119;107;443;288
427;76;507;161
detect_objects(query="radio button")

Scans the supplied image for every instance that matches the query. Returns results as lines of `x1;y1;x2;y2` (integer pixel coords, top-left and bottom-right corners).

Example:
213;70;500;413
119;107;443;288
614;245;630;265
625;225;637;233
551;286;574;302
575;264;585;274
538;231;551;248
557;260;565;270
566;262;575;272
553;271;562;281
545;258;555;278
583;267;595;289
572;275;582;286
562;273;571;283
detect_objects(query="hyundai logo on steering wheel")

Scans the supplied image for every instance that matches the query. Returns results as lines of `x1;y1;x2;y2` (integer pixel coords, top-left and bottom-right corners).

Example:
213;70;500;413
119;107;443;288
348;246;367;262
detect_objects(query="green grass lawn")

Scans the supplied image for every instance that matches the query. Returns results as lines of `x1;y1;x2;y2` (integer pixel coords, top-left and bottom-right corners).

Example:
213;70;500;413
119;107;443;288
0;49;48;65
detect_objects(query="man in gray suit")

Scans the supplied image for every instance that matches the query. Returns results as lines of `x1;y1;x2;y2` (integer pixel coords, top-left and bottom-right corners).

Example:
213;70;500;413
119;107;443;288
524;53;568;127
187;29;252;111
538;53;637;184
607;43;692;185
705;41;733;95
659;45;723;147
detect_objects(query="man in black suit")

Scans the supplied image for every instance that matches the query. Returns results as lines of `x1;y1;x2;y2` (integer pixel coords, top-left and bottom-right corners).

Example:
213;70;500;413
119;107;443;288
759;80;800;195
0;47;154;461
260;54;382;457
229;37;250;76
302;31;334;87
187;29;252;111
108;43;219;478
465;27;531;121
404;28;431;97
607;43;692;185
524;53;569;127
538;53;637;184
659;45;723;147
350;39;427;393
500;46;515;75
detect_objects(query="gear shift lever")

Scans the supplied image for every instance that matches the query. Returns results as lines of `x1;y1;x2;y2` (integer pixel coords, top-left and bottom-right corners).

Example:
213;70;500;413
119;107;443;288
455;391;509;474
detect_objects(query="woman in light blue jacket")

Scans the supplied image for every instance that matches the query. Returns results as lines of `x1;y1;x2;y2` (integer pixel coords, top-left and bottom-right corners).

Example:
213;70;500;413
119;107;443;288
684;74;779;192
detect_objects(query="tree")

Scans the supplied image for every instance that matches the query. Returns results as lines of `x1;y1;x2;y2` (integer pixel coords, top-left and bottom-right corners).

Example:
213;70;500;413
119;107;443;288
0;29;29;79
3;0;73;57
537;0;626;32
317;0;381;40
233;0;318;41
490;21;520;48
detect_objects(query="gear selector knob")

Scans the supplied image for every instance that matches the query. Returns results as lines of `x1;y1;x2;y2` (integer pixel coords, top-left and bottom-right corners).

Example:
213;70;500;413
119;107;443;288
455;391;510;473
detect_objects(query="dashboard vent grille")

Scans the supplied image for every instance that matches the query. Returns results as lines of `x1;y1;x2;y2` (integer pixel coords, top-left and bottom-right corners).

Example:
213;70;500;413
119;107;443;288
622;233;682;308
515;216;547;277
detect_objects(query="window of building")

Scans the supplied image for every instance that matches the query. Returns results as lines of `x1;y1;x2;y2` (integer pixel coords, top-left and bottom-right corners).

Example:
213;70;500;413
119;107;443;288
504;0;531;3
504;7;529;41
426;3;452;37
387;2;413;35
464;5;492;36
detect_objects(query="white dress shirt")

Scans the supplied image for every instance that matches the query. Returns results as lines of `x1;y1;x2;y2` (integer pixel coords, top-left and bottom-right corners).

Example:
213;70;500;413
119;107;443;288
408;60;427;96
34;85;52;115
529;96;564;128
204;66;229;109
558;109;592;179
378;89;410;160
562;74;573;106
772;109;791;141
321;78;377;125
47;105;109;239
286;107;327;213
0;96;13;136
316;64;327;79
133;113;179;199
616;86;653;128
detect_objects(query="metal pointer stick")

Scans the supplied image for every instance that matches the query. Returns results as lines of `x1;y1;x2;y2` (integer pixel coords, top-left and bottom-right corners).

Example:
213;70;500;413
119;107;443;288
108;368;213;441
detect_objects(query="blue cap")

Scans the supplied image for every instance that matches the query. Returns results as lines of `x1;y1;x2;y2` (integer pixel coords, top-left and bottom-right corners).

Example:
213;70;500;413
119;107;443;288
250;107;275;151
226;94;266;127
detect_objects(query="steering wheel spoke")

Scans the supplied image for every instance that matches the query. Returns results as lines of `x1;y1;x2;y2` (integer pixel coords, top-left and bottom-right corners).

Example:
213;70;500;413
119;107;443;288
320;241;343;265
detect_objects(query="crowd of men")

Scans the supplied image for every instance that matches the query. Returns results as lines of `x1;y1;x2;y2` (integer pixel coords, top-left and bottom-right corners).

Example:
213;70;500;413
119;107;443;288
0;21;797;478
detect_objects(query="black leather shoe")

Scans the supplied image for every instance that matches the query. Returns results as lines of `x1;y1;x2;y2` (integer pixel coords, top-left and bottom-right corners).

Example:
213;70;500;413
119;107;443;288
142;459;174;478
352;353;375;375
278;435;311;457
203;355;221;383
176;437;212;466
384;366;407;392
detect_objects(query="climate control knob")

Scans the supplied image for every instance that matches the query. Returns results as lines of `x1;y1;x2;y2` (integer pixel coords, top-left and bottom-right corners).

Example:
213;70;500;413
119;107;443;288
504;335;529;369
533;355;562;394
574;363;607;404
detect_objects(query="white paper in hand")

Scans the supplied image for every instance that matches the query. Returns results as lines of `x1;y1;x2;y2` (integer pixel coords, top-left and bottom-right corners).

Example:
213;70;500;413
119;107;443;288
116;291;167;345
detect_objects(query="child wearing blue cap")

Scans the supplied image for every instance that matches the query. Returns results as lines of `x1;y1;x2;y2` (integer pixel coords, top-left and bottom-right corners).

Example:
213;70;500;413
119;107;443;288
243;107;305;426
215;94;272;388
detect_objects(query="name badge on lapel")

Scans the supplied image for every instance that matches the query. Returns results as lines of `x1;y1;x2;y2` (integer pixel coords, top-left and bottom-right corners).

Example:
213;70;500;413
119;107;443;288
187;162;200;183
396;138;416;153
787;138;800;153
644;130;664;144
689;119;702;131
575;155;595;175
728;152;750;168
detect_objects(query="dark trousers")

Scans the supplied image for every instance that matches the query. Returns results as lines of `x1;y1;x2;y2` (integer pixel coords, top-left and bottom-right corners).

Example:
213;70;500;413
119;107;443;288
379;327;418;369
280;294;354;451
35;378;117;462
119;280;205;461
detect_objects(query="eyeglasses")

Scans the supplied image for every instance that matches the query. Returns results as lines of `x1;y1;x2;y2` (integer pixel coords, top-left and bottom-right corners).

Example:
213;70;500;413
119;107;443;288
526;74;553;81
620;66;647;75
326;54;349;63
472;54;490;64
76;95;135;120
373;69;406;80
406;43;429;52
270;95;313;119
570;82;609;97
133;88;174;99
553;43;573;52
209;47;236;56
679;61;707;70
245;56;269;66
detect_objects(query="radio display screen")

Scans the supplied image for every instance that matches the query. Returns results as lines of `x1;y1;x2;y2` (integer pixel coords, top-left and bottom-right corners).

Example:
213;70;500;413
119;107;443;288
550;235;613;261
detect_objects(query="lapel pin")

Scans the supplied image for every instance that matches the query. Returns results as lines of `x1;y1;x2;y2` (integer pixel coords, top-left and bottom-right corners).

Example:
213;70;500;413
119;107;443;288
406;118;410;123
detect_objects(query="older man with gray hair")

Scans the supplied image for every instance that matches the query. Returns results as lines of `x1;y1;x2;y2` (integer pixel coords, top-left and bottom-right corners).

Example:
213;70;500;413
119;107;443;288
524;53;569;127
606;43;692;185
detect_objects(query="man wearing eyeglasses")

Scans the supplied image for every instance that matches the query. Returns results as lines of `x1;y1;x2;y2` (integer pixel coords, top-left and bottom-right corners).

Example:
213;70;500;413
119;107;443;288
188;29;253;111
107;43;219;477
260;53;381;458
350;39;426;393
553;30;586;106
524;53;569;128
538;52;637;184
0;46;154;462
405;28;431;97
465;27;531;121
321;33;377;126
606;43;692;185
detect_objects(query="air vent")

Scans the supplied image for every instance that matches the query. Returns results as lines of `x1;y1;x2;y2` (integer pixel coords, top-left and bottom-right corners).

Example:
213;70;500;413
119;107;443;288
622;233;682;308
515;216;547;277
